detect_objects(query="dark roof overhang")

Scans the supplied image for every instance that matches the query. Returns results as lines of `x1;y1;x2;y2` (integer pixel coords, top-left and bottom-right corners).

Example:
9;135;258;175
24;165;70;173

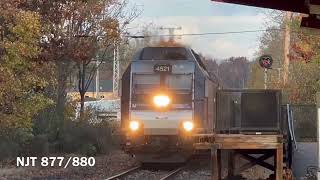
212;0;320;29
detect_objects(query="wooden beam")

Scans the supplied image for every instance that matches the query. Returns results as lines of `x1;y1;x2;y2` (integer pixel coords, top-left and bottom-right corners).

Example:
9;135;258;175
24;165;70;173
238;152;275;172
194;142;213;150
212;0;309;13
217;142;280;149
301;15;320;29
215;134;282;143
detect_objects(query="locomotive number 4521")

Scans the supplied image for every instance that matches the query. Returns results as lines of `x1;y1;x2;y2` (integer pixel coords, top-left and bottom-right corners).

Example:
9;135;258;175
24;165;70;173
154;64;172;73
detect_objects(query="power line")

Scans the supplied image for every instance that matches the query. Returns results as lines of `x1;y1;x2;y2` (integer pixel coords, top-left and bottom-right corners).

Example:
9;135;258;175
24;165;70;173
126;28;320;39
126;28;283;38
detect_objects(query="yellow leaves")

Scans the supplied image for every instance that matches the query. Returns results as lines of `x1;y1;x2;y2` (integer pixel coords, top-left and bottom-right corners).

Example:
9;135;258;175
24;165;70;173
0;94;53;132
13;11;41;39
0;7;52;135
9;11;41;59
95;18;121;45
296;41;312;53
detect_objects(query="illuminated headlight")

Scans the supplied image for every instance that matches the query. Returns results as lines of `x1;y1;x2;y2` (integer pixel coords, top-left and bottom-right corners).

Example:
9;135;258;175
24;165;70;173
129;121;140;131
183;121;194;132
153;95;170;107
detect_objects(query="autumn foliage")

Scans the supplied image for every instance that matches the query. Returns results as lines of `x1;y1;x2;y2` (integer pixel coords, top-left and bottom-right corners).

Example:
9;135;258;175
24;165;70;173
0;0;136;160
0;1;53;136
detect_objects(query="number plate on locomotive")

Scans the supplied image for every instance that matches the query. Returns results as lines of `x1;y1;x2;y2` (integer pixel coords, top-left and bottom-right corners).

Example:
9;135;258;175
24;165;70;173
154;64;172;73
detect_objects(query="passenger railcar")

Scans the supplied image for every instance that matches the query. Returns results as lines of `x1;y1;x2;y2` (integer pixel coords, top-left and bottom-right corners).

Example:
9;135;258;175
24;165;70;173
121;47;218;163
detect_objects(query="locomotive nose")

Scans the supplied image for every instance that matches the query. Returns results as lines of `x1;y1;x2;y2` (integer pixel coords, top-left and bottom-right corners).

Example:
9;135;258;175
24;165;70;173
130;110;193;135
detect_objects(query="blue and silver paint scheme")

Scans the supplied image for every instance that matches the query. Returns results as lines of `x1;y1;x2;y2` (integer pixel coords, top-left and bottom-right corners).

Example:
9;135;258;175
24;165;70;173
121;47;215;163
129;60;195;135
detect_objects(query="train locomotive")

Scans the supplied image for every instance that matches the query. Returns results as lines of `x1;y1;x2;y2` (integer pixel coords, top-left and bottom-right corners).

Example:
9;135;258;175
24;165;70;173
121;47;218;163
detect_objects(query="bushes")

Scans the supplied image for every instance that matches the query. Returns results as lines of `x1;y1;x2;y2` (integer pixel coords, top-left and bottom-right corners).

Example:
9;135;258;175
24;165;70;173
1;119;117;161
0;128;33;161
29;134;49;156
60;120;116;156
0;98;118;162
0;138;20;161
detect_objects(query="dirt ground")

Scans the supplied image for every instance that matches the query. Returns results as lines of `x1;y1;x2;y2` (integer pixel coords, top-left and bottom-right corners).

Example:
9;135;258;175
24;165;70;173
0;151;277;180
0;150;138;180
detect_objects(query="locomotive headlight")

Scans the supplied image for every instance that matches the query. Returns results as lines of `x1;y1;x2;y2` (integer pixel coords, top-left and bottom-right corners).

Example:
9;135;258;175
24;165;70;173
129;121;140;131
153;95;170;107
183;121;194;132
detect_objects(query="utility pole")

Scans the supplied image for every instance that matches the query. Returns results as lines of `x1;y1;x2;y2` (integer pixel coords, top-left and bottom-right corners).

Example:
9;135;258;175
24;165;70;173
95;56;100;99
264;68;268;89
159;26;182;42
277;68;282;84
113;41;120;96
283;11;292;85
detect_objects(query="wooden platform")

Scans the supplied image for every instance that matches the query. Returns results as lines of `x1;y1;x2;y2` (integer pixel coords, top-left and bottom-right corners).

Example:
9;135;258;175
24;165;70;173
194;134;284;180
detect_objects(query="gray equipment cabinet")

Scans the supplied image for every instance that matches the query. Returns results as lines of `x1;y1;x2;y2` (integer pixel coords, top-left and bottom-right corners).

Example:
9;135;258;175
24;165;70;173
216;89;282;134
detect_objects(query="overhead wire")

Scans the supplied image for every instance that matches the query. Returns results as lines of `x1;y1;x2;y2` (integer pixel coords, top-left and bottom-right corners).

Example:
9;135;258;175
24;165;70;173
125;28;283;38
125;28;320;38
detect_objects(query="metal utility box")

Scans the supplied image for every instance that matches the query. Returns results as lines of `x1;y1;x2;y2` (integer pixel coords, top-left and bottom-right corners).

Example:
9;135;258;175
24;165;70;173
216;89;282;134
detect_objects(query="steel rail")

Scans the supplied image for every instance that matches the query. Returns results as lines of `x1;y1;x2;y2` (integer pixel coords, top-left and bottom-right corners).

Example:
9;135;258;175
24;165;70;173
105;165;141;180
159;166;185;180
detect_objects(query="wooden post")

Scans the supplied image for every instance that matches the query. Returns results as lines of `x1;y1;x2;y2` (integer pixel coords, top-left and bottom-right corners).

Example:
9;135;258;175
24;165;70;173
211;144;221;180
316;92;320;179
276;144;283;180
218;149;221;179
228;150;235;177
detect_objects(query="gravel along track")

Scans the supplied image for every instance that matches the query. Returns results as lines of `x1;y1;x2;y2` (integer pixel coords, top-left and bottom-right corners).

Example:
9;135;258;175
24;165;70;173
105;163;186;180
173;155;212;180
122;169;173;180
105;153;216;180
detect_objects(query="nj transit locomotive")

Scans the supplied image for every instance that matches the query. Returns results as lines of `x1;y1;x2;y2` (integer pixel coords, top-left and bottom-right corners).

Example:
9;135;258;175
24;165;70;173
121;47;218;163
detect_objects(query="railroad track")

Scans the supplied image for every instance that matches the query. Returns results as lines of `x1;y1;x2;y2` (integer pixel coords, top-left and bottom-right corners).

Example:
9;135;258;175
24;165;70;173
105;165;185;180
159;166;185;180
105;165;142;180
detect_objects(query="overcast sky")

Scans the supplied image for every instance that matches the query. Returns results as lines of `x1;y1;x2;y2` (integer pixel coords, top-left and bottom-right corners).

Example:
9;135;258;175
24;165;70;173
128;0;273;60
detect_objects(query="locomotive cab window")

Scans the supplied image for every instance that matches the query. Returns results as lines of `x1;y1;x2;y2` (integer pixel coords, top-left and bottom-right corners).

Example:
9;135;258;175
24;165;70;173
132;74;160;109
165;74;192;91
166;74;193;110
132;74;160;94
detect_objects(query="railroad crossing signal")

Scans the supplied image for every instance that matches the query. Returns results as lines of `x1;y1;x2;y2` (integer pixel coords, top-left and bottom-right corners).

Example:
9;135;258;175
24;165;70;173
259;55;273;69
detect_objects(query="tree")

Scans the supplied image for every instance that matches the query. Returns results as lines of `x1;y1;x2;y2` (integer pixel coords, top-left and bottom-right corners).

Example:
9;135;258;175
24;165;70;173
248;13;320;104
0;1;53;137
286;16;320;103
218;57;249;88
69;1;138;119
24;0;139;121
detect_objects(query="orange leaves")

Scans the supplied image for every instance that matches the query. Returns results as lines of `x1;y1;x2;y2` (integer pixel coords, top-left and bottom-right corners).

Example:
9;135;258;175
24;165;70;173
291;36;318;63
290;23;320;63
291;43;314;62
72;38;96;63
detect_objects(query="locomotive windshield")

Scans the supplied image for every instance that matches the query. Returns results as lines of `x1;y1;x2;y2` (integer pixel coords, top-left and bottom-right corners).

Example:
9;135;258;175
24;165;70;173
132;74;160;93
165;74;192;91
132;74;192;110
